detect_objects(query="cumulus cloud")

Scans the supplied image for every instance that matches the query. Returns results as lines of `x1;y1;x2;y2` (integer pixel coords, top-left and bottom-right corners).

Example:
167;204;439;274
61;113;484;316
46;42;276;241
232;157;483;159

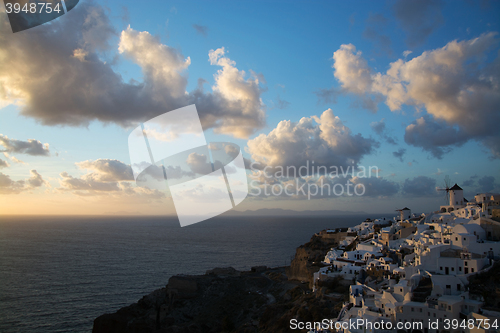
59;171;121;192
404;116;468;158
0;172;25;194
0;170;47;194
0;158;9;168
76;159;135;182
330;33;500;157
186;152;212;175
393;0;444;47
332;44;379;111
402;176;438;197
247;109;377;176
76;158;193;186
58;159;166;199
370;118;397;145
26;170;47;188
192;24;208;37
0;135;50;156
0;3;266;138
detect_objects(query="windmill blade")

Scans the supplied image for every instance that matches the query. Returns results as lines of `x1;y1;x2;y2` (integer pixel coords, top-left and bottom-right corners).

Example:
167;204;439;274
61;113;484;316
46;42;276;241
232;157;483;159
444;175;451;189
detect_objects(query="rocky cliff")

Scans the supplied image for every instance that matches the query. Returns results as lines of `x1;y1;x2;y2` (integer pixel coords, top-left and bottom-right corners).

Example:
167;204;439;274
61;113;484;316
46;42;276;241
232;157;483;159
286;232;346;288
92;266;347;333
92;230;350;333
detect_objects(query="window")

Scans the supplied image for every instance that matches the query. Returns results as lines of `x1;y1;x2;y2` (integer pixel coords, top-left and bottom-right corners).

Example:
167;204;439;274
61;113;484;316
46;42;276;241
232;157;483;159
440;266;443;270
465;261;468;266
448;306;451;310
456;237;458;241
459;267;462;271
457;284;461;291
471;268;474;272
411;307;414;312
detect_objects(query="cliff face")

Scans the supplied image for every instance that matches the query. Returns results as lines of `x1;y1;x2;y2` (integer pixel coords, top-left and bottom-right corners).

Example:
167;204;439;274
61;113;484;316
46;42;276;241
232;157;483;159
93;230;351;333
92;266;347;333
287;233;342;288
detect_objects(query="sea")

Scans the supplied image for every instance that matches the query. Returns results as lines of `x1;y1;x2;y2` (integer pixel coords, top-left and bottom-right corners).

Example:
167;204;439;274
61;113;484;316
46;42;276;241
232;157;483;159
0;214;376;333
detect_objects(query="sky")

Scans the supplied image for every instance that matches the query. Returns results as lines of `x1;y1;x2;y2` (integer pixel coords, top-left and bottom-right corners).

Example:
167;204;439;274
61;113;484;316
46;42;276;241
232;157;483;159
0;0;499;216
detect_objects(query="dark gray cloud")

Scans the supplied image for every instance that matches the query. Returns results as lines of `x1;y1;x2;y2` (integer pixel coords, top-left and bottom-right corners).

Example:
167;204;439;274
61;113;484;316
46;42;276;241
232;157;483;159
314;87;340;105
0;3;265;139
404;116;469;159
462;179;475;187
0;135;50;156
351;176;400;197
393;0;444;47
402;175;438;197
476;176;499;193
192;24;208;37
363;13;392;56
392;148;406;162
370;119;397;145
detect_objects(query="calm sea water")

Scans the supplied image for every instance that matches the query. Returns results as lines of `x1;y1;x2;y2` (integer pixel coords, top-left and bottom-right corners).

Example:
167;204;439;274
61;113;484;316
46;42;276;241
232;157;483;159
0;215;370;333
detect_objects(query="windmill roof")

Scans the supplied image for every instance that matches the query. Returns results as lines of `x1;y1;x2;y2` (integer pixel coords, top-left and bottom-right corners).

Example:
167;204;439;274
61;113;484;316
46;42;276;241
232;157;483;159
450;184;463;190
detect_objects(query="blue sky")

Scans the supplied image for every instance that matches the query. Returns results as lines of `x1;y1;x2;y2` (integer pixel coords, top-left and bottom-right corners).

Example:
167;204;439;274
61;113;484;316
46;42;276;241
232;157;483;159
0;0;499;216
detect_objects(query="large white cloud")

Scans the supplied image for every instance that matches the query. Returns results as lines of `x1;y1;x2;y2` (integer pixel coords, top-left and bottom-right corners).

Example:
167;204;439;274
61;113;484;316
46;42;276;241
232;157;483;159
0;3;265;138
247;109;377;175
331;33;500;157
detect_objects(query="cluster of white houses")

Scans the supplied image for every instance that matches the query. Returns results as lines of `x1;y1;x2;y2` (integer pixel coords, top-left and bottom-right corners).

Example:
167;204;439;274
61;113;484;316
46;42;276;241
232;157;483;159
311;185;500;333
